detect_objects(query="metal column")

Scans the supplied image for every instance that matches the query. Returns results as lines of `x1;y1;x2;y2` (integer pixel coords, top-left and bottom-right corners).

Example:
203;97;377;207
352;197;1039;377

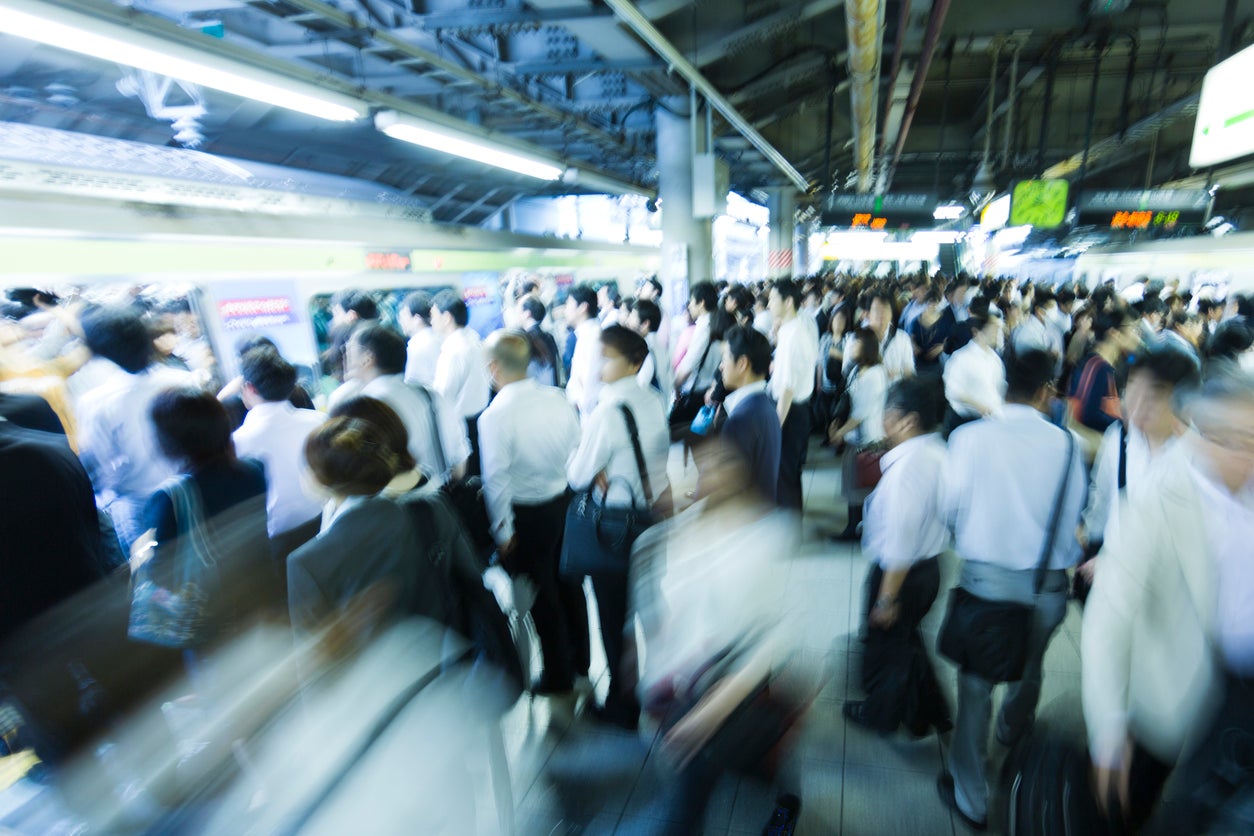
766;187;798;279
657;96;714;312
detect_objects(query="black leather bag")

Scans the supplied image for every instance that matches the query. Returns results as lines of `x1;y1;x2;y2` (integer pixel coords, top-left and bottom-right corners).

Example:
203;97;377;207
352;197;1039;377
938;431;1075;683
669;339;713;441
560;405;655;579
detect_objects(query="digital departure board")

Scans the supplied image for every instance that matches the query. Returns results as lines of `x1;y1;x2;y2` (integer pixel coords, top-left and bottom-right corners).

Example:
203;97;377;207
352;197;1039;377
1077;190;1209;230
821;193;936;230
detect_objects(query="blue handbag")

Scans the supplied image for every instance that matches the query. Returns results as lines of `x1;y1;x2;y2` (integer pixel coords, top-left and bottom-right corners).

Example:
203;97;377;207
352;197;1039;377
689;403;721;436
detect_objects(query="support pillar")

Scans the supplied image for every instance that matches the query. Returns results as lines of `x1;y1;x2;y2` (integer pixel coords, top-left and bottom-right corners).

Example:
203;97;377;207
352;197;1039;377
657;97;713;316
766;187;797;279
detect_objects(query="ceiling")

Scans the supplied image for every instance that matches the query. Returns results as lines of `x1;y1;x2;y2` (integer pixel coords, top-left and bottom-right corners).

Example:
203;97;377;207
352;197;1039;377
0;0;1250;225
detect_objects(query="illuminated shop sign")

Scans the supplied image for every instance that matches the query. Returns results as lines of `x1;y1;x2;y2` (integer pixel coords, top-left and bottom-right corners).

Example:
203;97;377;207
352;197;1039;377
218;296;298;331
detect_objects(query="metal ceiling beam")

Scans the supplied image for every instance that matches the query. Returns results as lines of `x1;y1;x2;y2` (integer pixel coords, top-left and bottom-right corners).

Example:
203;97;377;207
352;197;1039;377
415;6;610;30
602;0;808;191
693;0;845;68
728;53;839;107
1041;93;1199;180
506;57;661;76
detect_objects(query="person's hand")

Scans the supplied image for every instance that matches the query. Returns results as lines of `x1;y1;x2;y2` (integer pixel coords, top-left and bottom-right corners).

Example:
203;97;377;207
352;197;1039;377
1077;525;1089;550
1092;739;1134;819
498;535;518;562
827;422;843;445
594;471;610;495
869;599;899;629
1078;558;1098;582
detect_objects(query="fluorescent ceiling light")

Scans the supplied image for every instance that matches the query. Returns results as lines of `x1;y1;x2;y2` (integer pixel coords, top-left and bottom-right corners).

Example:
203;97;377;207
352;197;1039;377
376;111;563;181
933;204;966;220
0;0;365;122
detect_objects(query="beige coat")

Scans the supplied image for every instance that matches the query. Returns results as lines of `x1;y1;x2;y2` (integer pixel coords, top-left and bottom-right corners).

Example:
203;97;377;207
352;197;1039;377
1082;438;1224;768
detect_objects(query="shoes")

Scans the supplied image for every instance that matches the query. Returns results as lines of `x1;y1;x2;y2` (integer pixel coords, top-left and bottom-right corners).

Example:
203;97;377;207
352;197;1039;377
589;703;639;731
531;677;576;697
761;793;801;836
936;772;987;832
842;701;884;734
826;524;861;543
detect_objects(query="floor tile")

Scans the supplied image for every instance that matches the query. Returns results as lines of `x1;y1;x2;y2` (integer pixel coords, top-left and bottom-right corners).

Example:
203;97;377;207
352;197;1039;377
842;762;955;836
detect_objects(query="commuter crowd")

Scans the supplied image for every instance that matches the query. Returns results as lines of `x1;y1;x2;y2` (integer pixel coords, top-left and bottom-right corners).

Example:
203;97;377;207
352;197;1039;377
0;271;1253;834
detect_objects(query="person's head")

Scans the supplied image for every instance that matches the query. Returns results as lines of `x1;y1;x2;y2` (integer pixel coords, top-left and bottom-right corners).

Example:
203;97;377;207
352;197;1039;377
1206;319;1254;362
969;314;1003;350
945;280;965;306
865;290;897;334
724;284;755;318
923;289;942;311
829;304;851;338
429;290;469;336
484;329;533;389
565;285;598;325
329;289;378;325
597;283;621;311
149;319;178;358
688;282;718;319
519;297;546;329
1135;296;1166;332
768;279;802;319
628;298;661;336
345;323;407;383
883;377;943;447
305;416;403;498
720;325;772;391
1178;363;1254;492
1056;289;1077;313
1124;347;1200;441
637;277;663;302
328;395;417;475
398;291;433;336
1031;289;1056;319
1004;349;1057;409
235;333;277;359
81;306;153;373
1169;311;1204;345
1093;309;1140;357
151;387;234;471
599;324;648;384
240;347;297;406
851;327;882;368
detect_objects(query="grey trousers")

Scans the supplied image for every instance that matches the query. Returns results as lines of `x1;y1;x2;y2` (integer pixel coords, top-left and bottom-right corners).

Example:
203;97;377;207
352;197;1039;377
949;561;1069;823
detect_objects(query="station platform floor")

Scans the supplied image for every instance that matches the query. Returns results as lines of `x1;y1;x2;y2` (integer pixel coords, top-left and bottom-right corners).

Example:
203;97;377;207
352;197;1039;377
502;438;1086;836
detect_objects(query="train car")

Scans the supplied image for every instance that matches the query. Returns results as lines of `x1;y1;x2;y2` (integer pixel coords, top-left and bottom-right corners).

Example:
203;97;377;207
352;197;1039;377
1073;231;1254;298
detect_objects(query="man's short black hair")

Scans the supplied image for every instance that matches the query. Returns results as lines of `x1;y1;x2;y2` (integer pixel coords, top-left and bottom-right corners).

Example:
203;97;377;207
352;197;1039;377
241;348;297;402
690;281;718;313
885;376;943;430
726;284;755;312
521;297;547;324
633;298;662;333
568;285;599;318
151;387;233;468
431;290;469;327
1135;296;1166;317
81;306;152;374
1005;349;1057;402
725;325;772;376
1236;293;1254;319
330;289;378;319
599;324;649;368
1031;289;1056;314
640;277;662;297
1207;319;1254;361
600;283;621;305
771;278;803;308
402;291;433;323
1129;345;1201;390
1094;309;1135;343
351;323;407;376
235;333;277;358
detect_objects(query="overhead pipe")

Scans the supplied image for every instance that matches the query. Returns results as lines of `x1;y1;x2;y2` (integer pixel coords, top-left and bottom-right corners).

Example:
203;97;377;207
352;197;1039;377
1075;31;1110;201
845;0;887;192
602;0;808;191
1035;41;1058;176
1001;39;1021;167
971;37;1001;193
885;0;952;186
931;38;954;195
877;0;912;158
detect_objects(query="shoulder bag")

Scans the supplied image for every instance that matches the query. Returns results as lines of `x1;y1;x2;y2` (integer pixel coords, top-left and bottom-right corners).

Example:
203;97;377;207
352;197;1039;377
669;337;714;441
938;430;1076;683
560;404;656;579
128;476;218;648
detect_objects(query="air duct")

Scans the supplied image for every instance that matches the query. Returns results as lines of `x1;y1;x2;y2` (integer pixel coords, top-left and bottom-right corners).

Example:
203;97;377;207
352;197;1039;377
846;0;886;192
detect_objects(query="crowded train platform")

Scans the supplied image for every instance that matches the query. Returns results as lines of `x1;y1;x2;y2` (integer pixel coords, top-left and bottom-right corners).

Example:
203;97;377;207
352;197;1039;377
2;0;1254;833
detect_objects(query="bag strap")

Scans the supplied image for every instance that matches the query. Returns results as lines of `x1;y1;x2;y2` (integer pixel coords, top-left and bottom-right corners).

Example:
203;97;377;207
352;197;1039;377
1117;420;1128;492
619;404;654;508
1034;429;1076;594
684;334;714;395
411;383;449;478
166;476;219;568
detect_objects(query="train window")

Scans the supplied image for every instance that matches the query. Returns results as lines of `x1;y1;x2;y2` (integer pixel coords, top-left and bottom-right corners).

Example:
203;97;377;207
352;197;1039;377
308;287;454;380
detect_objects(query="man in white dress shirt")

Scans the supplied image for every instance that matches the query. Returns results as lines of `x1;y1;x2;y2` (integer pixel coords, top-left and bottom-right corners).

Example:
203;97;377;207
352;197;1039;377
479;330;587;693
567;325;670;728
674;282;718;392
399;290;441;387
431;290;491;476
941;314;1006;438
845;378;952;738
341;324;469;485
232;348;327;564
1012;290;1065;369
769;279;820;511
564;285;603;418
938;349;1087;831
626;298;672;403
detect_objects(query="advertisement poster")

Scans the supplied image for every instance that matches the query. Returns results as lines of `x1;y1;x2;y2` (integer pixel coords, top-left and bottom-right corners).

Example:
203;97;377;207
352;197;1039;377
462;271;505;339
206;279;318;375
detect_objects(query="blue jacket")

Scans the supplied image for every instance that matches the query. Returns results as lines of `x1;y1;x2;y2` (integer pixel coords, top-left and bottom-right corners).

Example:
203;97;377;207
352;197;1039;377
722;391;782;505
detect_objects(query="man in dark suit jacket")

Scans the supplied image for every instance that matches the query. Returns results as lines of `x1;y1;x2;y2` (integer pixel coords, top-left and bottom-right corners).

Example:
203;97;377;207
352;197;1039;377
0;420;104;640
0;392;64;436
718;326;782;504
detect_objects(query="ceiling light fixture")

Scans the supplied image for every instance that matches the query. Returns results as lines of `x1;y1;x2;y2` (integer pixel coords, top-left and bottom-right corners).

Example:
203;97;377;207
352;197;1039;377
0;0;366;122
375;110;564;181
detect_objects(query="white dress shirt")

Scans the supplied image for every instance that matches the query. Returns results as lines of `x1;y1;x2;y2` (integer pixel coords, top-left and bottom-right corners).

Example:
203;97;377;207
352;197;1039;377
568;377;670;507
637;332;674;403
722;379;767;415
1082;423;1175;546
942;340;1006;418
842;329;915;382
477;378;581;545
358;375;470;484
566;318;603;417
403;329;442;387
433;327;490;419
1191;459;1254;675
770;316;819;405
232;401;327;536
847;364;889;445
863;434;949;571
943;404;1087;571
675;313;711;383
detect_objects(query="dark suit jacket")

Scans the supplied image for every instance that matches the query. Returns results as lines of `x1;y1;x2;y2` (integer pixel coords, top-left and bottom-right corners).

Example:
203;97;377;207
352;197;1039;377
722;391;782;505
0;424;104;640
0;393;64;436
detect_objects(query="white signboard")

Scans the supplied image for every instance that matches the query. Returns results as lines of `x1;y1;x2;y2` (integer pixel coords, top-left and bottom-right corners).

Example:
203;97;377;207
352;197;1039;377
1191;43;1254;168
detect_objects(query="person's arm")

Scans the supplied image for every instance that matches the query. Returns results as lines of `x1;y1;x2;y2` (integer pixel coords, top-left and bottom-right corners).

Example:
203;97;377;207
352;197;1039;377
1078;363;1119;431
429;387;470;474
1080;423;1120;550
674;318;709;388
567;408;613;492
287;548;331;635
476;411;515;549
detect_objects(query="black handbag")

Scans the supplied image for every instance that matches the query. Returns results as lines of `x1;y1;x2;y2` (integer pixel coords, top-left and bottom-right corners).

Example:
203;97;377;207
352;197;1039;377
560;405;655;579
669;338;713;441
938;431;1075;683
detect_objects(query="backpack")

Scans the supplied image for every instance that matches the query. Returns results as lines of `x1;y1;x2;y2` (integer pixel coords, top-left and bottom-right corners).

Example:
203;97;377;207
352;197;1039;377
404;495;524;711
1004;725;1116;836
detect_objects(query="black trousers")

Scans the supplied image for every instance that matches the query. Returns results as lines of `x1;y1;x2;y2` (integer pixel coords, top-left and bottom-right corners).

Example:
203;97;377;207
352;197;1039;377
591;572;639;725
777;400;812;511
858;558;951;734
511;495;588;687
465;415;482;478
